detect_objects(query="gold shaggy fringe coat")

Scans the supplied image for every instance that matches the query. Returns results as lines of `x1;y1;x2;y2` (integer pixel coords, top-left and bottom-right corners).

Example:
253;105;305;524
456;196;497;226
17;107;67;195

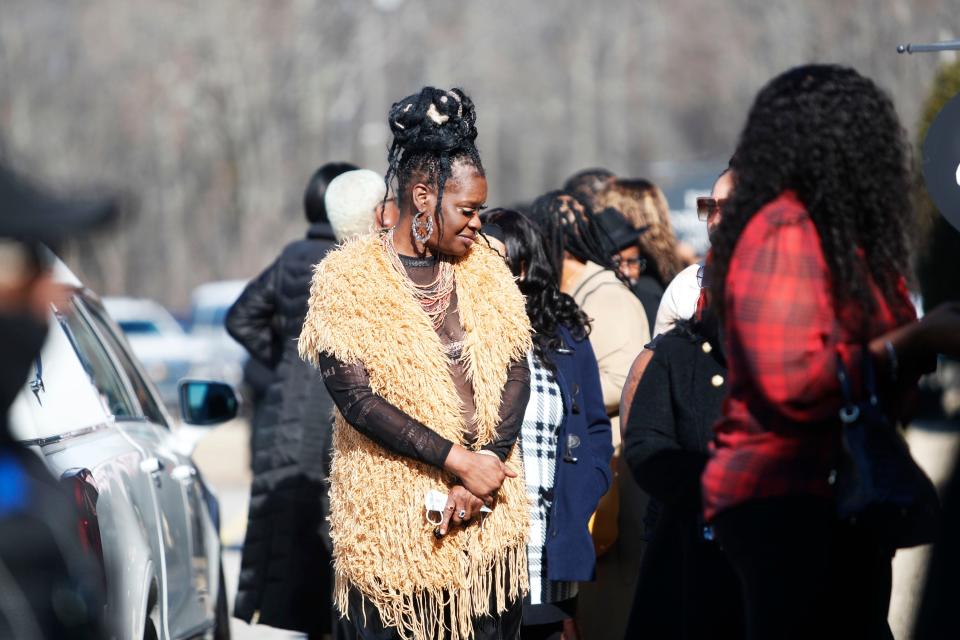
298;234;532;640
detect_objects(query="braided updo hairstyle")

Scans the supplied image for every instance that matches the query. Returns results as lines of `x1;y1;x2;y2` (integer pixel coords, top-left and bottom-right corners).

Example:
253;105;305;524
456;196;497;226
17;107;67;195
384;87;485;230
709;64;915;327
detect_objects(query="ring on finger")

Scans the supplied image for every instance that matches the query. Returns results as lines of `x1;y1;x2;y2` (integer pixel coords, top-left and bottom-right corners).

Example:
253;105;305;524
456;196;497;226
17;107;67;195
458;509;467;519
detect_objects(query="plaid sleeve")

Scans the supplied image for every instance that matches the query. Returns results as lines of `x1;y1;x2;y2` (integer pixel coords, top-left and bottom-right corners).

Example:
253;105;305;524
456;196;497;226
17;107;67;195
726;205;866;423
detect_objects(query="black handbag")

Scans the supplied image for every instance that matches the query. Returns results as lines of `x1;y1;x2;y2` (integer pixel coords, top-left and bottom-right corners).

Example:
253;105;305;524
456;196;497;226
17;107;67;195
832;350;940;548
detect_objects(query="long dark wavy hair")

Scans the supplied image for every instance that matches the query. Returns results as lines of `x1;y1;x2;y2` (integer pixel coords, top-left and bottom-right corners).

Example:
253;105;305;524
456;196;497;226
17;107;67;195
481;208;590;371
525;190;630;288
709;64;914;327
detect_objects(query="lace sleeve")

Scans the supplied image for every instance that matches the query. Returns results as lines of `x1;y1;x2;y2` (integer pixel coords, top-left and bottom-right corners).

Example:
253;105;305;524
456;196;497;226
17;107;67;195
480;357;531;461
318;351;455;469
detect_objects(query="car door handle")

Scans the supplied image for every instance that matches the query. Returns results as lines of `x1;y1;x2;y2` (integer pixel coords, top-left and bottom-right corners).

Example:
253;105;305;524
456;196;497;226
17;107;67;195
140;458;164;474
140;457;165;487
171;465;197;483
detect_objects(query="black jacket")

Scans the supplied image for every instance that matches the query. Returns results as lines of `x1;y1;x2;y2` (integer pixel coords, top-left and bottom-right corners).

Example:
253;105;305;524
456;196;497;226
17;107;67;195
226;222;337;634
625;319;723;508
630;274;663;334
623;317;743;639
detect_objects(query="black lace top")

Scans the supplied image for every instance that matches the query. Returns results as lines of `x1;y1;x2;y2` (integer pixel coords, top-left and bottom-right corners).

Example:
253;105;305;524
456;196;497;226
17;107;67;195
319;252;531;469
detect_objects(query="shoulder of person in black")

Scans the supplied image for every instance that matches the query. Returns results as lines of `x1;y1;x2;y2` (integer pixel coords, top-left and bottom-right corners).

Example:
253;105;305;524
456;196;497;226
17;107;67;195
630;274;663;335
624;311;726;511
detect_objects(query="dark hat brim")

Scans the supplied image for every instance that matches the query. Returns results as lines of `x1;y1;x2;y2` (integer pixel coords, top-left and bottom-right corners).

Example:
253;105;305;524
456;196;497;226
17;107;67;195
596;208;649;251
0;165;117;243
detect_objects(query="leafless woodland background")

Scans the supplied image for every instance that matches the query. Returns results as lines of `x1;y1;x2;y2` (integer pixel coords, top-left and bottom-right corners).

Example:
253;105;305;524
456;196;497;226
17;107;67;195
0;0;957;310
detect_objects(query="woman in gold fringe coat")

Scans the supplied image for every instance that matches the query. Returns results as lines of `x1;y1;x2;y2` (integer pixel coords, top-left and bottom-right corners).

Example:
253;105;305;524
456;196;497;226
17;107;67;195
299;87;532;640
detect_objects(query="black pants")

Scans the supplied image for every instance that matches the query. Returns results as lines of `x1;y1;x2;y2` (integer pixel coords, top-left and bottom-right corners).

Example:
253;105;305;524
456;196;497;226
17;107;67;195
713;496;894;640
345;588;522;640
626;509;744;639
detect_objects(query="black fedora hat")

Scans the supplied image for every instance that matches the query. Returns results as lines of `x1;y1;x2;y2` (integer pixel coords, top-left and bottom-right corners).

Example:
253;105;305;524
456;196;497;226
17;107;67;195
595;207;648;252
0;164;116;245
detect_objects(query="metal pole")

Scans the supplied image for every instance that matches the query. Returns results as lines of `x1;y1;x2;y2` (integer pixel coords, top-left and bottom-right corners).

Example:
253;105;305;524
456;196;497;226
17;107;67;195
897;40;960;54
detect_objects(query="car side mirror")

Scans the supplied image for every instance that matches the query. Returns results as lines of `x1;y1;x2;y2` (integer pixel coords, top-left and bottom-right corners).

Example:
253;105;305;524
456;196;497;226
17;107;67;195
178;380;239;426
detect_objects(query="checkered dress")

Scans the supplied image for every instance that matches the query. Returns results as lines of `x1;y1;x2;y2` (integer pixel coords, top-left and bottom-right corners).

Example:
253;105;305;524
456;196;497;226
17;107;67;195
520;351;577;606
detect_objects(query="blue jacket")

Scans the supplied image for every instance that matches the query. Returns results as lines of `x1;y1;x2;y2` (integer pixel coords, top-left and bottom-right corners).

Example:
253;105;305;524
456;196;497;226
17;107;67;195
544;325;614;582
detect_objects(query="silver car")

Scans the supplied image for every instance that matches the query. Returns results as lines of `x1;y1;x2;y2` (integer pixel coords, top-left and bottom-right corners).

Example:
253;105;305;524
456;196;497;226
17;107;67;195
103;297;213;408
8;262;234;640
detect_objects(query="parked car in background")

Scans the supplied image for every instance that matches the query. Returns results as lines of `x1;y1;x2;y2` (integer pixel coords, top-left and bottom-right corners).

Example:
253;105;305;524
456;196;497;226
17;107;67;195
103;297;212;408
189;280;248;389
9;260;236;640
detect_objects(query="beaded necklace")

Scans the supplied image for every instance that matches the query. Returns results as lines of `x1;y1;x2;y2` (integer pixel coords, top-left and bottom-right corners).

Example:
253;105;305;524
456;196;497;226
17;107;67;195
382;228;455;330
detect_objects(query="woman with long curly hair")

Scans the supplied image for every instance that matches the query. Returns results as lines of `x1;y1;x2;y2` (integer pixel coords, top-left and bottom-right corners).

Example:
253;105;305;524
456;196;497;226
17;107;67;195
300;87;532;640
481;209;613;640
702;64;960;639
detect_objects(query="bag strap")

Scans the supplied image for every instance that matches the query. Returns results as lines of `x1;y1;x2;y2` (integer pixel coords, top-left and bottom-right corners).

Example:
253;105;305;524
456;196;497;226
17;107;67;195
860;345;879;406
836;346;881;424
835;353;859;424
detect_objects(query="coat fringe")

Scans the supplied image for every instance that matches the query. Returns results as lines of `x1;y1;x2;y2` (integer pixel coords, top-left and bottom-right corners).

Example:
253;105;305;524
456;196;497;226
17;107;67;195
300;233;532;640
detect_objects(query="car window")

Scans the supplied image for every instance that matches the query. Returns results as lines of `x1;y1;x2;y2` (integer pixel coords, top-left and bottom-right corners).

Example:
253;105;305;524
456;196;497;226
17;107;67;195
210;306;229;328
191;307;214;330
117;320;161;336
59;301;139;419
81;299;172;429
8;307;109;442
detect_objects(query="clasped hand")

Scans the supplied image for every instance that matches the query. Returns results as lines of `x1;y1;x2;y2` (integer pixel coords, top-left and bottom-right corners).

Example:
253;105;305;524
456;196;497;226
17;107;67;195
437;445;518;536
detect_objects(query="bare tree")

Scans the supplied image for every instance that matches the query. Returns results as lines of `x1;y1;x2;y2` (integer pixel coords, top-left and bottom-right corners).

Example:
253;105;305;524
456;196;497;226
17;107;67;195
0;0;954;309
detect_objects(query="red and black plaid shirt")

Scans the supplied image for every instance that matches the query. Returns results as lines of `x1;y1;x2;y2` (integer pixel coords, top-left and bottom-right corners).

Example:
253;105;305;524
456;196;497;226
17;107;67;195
701;192;914;521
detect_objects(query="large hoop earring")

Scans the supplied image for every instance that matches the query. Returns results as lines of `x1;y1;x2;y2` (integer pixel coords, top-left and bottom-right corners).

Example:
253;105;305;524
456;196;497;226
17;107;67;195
412;210;434;244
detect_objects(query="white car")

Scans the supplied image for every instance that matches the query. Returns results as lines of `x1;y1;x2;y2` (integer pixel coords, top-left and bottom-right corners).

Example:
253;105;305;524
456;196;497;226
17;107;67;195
103;297;212;408
188;281;249;389
9;262;234;640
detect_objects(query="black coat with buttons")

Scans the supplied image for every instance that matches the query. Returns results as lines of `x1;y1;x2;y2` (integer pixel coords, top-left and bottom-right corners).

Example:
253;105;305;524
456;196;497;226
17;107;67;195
624;317;726;508
623;314;744;639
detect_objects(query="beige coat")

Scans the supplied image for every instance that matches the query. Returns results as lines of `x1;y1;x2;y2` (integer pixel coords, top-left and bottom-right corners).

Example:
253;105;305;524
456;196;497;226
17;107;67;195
567;261;650;445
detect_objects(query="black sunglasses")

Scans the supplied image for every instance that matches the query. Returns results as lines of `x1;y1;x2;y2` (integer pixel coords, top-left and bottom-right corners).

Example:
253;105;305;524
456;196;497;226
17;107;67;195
696;197;727;222
613;255;647;273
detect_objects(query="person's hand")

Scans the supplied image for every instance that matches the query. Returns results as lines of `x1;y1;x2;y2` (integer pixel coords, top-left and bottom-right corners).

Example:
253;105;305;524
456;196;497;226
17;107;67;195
872;302;960;380
436;485;486;536
561;618;581;640
915;302;960;359
443;445;517;504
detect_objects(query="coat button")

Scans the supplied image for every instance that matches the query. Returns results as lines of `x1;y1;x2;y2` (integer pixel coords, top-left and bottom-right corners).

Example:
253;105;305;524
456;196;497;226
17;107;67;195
701;341;713;354
711;374;724;387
